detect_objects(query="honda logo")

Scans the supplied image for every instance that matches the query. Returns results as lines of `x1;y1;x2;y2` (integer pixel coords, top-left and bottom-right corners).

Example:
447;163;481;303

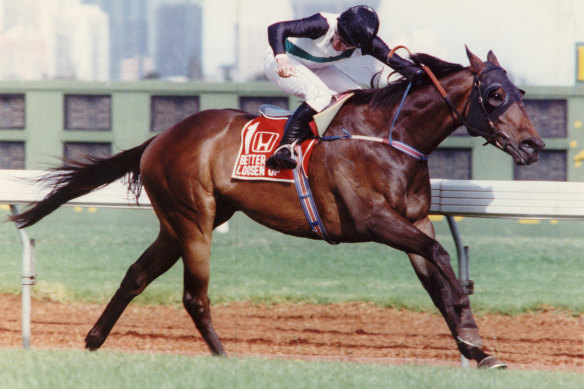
252;132;278;153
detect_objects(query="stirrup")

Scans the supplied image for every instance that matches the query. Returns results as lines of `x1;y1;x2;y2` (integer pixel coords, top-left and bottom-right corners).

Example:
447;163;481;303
274;144;295;156
266;144;297;170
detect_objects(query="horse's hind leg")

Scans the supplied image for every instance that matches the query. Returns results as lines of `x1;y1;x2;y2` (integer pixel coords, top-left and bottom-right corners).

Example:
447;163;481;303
179;229;225;356
85;230;181;350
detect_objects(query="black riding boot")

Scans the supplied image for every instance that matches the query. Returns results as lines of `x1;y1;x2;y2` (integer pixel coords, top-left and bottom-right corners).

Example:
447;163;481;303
386;53;423;80
266;102;316;170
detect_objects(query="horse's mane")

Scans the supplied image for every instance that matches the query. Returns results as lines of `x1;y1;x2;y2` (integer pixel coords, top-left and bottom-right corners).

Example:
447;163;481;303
351;53;465;109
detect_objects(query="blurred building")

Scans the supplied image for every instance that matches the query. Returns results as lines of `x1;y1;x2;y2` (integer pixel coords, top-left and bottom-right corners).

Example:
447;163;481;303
234;0;292;82
292;0;380;16
55;2;109;80
83;0;150;80
155;1;203;80
0;0;109;80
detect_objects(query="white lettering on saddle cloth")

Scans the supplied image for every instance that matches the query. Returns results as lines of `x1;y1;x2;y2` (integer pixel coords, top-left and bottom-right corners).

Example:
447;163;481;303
236;154;266;176
232;119;294;182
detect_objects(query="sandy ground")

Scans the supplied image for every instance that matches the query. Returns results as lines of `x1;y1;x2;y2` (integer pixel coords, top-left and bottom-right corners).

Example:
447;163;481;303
1;294;583;371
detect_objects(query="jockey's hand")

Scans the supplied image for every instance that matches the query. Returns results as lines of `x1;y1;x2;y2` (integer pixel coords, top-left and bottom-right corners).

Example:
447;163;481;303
276;57;295;78
403;64;423;82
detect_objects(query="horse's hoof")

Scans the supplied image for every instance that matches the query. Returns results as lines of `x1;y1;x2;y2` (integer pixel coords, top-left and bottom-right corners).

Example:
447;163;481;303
477;355;507;369
85;331;105;351
85;343;99;351
456;327;483;348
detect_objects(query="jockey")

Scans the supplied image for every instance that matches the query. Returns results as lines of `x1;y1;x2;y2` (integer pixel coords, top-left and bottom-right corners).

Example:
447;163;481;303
264;5;423;170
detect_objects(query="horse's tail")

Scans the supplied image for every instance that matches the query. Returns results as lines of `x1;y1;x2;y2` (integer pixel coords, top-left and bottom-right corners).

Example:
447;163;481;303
10;136;157;228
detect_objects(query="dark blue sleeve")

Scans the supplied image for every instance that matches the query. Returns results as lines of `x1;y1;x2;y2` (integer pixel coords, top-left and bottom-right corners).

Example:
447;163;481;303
362;36;391;63
268;13;330;56
361;37;414;69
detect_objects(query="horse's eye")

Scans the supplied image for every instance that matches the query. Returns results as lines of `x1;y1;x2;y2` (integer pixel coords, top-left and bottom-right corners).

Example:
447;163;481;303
487;88;506;107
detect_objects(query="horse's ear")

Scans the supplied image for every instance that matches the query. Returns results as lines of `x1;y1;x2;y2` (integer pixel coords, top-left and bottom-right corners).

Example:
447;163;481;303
465;45;483;72
487;50;501;66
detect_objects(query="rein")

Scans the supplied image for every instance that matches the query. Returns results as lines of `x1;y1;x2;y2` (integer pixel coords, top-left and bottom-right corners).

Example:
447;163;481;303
320;47;519;160
319;79;429;161
387;46;518;153
419;59;515;152
420;65;510;150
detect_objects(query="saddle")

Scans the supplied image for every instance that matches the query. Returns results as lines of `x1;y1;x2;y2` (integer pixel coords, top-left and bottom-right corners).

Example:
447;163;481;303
231;93;353;183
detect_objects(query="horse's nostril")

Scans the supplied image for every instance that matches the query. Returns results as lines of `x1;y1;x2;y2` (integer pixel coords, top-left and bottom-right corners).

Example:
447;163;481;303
520;138;545;152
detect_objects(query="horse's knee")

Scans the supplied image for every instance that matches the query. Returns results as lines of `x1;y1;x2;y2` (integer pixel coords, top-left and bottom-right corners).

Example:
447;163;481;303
120;263;148;296
430;242;450;261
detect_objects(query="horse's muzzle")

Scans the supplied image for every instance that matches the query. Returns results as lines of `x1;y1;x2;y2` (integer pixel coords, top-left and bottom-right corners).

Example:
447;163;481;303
513;137;545;165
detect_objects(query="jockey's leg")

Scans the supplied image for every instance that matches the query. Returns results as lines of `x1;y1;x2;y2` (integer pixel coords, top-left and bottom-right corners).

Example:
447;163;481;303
264;50;335;108
315;64;369;90
264;54;336;170
266;102;316;170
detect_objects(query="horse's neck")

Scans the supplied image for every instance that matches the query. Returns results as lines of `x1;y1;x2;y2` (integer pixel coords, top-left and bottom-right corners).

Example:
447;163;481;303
393;71;474;155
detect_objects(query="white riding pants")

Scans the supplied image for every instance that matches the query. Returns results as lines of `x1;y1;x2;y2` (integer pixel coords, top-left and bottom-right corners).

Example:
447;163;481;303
264;50;364;112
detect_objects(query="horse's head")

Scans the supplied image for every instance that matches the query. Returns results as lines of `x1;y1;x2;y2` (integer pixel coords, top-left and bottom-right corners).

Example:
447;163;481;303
464;47;544;165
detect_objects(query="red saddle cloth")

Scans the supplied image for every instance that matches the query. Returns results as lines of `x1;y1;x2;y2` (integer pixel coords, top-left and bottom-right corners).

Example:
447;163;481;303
231;115;317;182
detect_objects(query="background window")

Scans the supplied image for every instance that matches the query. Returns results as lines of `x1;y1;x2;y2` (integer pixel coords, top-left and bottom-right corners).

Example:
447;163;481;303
0;142;25;169
239;96;289;115
429;148;472;180
523;99;567;138
0;94;25;129
64;142;111;162
150;96;199;132
514;150;566;181
64;95;111;131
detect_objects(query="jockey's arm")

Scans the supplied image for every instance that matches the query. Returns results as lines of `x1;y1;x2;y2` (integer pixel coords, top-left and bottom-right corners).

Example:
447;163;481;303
267;13;329;57
364;37;422;81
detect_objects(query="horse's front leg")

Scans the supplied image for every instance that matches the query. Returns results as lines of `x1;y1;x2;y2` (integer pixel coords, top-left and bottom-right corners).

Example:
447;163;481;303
407;218;480;346
406;217;506;368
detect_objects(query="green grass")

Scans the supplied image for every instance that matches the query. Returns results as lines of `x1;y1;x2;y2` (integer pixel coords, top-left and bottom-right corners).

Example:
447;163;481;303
0;349;582;389
1;210;583;387
0;207;583;314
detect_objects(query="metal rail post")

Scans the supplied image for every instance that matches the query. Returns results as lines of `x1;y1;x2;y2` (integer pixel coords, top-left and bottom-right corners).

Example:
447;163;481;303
10;205;36;349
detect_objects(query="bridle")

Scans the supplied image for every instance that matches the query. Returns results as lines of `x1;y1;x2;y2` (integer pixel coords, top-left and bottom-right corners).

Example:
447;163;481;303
421;61;523;152
388;46;524;154
322;49;525;163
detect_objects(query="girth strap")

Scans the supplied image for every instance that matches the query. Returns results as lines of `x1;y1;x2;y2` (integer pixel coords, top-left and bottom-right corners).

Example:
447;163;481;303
292;144;337;244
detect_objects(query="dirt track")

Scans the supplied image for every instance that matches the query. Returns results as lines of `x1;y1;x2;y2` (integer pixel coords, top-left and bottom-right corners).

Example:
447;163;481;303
0;294;583;371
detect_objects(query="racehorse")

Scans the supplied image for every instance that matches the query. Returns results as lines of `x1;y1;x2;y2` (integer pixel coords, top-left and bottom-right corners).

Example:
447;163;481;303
11;48;544;368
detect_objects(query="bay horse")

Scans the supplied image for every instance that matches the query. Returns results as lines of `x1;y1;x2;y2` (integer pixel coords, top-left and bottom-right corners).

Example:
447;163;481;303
11;48;544;368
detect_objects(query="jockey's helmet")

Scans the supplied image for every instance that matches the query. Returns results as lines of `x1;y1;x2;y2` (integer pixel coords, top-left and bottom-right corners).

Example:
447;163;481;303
337;5;379;51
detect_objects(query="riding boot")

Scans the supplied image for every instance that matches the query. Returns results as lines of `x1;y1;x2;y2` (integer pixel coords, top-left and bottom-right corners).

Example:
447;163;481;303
386;53;423;81
266;102;316;170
